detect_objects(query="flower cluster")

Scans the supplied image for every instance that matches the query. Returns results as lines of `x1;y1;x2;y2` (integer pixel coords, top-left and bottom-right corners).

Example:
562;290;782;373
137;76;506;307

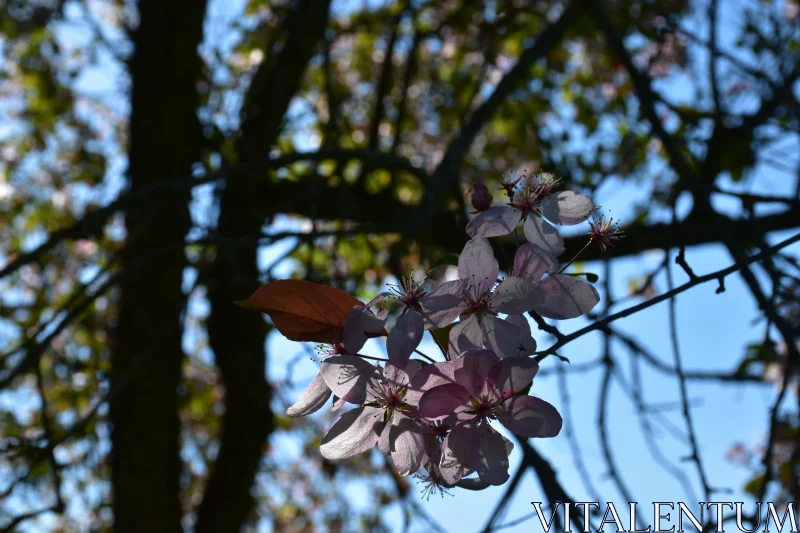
284;167;621;494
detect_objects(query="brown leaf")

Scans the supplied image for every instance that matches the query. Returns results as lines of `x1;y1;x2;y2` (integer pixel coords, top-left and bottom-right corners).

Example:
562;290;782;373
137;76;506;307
237;279;373;342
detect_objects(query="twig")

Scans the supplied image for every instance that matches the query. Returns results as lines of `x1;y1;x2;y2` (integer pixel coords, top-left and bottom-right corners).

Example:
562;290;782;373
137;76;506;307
413;349;436;364
556;366;604;504
534;231;800;362
675;246;697;280
479;464;526;532
624;344;700;502
666;250;714;501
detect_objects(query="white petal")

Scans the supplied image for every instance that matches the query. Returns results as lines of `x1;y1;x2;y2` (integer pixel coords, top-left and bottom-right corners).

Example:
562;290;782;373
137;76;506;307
488;356;539;400
493;276;543;315
343;306;386;354
403;359;424;381
469;425;510;486
497;395;563;438
466;206;520;238
421;307;464;331
420;280;467;311
513;243;559;281
448;315;484;356
481;316;536;358
319;355;379;404
439;423;476;485
331;396;346;412
423;433;443;466
418;383;471;419
540;191;595;226
378;420;392;455
320;406;384;460
455;477;491;491
504;313;532;340
286;373;332;417
458;237;499;294
523;216;565;256
452;349;498;397
502;314;537;356
365;292;388;309
389;412;426;476
406;359;462;406
382;362;411;390
533;274;600;319
502;434;514;456
387;311;423;368
419;280;467;329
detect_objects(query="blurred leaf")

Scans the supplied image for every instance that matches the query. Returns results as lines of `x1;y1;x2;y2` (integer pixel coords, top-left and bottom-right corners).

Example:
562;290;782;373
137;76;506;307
432;255;459;268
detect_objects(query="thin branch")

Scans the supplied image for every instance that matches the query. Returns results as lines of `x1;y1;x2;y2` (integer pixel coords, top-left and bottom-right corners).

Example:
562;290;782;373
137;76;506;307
586;0;696;182
665;249;714;501
517;439;587;532
712;187;800;207
535;231;800;362
1;506;58;533
0;244;177;389
597;360;641;527
480;463;527;532
708;0;721;117
625;342;700;502
33;361;65;514
675;246;698;280
556;366;604;505
79;0;130;64
610;328;767;383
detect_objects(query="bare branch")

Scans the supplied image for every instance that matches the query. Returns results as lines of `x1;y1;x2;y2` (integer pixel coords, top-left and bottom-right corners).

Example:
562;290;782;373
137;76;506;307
535;231;800;362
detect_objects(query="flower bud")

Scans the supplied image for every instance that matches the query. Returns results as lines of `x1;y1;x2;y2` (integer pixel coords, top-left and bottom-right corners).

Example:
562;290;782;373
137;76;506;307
469;183;493;212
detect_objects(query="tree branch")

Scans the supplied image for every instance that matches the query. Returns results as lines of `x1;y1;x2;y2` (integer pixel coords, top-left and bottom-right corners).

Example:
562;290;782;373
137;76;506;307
535;231;800;361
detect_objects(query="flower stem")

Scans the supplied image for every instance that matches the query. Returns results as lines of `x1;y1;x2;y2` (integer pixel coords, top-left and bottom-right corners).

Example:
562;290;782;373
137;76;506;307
355;353;390;362
557;238;593;274
414;349;437;364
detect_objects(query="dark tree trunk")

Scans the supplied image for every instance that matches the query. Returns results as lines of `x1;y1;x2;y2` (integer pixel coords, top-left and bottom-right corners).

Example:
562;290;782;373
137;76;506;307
196;1;332;531
110;1;208;532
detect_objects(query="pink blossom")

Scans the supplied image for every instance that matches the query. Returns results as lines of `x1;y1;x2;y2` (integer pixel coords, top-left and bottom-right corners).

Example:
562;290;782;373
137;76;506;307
319;358;427;474
286;302;387;419
418;350;562;485
586;212;625;252
466;170;595;242
382;271;465;331
386;310;424;368
286;373;332;418
343;296;388;354
317;306;431;474
422;237;540;357
513;243;600;319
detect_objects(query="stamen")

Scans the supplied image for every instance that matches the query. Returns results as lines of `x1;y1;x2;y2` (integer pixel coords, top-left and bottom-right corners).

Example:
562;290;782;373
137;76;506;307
587;212;625;252
387;273;427;311
313;342;347;361
414;471;453;500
